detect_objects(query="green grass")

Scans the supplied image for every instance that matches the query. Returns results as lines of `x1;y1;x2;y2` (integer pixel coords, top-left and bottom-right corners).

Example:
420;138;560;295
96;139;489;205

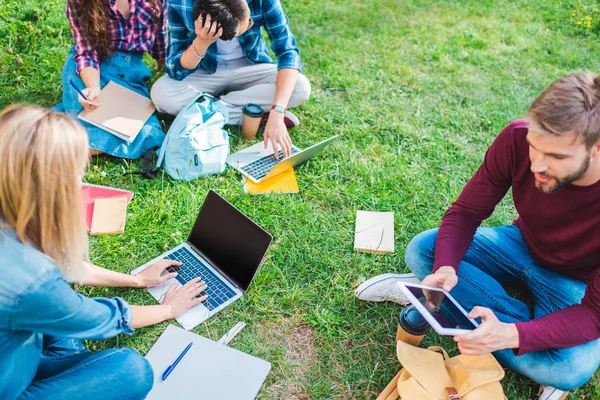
1;0;600;398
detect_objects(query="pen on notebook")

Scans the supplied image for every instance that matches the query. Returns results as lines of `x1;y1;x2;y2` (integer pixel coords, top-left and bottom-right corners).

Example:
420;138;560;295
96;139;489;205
161;341;193;381
69;79;88;101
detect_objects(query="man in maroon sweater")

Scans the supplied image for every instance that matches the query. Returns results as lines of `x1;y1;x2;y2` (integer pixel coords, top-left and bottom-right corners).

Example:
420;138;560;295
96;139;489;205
355;73;600;398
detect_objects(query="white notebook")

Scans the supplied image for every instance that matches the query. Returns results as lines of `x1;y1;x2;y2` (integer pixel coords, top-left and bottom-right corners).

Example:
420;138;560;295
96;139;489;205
78;81;155;143
354;210;395;254
145;325;271;400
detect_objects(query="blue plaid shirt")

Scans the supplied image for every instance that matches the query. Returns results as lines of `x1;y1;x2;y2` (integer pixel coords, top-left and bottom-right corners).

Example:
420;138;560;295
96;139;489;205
166;0;302;80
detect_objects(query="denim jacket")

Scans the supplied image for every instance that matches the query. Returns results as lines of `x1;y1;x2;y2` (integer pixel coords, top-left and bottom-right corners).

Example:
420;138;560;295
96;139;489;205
0;229;134;399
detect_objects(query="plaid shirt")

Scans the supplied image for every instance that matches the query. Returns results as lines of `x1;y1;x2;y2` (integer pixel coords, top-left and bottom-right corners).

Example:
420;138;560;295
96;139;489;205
66;0;167;74
166;0;302;80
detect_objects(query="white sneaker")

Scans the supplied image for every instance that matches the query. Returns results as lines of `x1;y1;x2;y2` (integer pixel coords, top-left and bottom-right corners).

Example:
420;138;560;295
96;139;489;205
538;385;569;400
354;273;421;305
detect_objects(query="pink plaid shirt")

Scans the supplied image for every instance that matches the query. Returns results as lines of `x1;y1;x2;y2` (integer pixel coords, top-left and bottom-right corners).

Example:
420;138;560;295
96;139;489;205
66;0;167;74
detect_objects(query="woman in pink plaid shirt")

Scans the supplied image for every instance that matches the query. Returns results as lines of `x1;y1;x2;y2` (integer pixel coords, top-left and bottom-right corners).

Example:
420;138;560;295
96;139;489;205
54;0;167;159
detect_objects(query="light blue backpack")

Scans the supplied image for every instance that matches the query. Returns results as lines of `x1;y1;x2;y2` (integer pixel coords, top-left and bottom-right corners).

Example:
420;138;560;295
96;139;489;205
147;93;230;181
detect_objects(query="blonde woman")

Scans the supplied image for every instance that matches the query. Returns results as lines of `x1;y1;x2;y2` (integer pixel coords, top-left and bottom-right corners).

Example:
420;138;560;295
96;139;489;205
0;105;208;400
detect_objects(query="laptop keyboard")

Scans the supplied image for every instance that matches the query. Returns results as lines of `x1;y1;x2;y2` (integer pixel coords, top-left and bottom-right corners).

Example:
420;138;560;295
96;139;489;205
164;247;237;311
240;148;300;180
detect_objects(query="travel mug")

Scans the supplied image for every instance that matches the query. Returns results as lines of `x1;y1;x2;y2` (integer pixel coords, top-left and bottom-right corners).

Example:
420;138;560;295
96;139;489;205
241;103;264;140
396;305;431;346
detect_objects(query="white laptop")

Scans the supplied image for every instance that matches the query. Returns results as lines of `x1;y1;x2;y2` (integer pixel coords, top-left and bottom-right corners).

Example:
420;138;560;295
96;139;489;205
227;135;338;183
132;190;272;330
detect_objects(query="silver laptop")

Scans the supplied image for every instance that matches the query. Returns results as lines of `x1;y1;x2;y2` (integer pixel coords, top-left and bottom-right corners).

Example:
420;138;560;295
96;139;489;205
132;190;272;330
226;135;338;183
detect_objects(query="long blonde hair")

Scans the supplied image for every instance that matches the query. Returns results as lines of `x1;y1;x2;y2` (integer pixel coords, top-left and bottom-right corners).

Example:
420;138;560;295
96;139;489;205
0;105;90;282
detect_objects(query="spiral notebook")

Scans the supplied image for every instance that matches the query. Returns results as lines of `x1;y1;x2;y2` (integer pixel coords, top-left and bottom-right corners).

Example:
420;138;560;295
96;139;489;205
80;183;134;231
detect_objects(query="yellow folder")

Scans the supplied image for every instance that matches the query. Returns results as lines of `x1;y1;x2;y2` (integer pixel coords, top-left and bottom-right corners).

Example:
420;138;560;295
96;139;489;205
243;169;299;194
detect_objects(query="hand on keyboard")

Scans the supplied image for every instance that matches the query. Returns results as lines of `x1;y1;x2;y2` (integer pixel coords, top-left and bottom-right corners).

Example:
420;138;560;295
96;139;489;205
264;114;292;159
163;248;236;312
134;259;181;288
162;277;208;318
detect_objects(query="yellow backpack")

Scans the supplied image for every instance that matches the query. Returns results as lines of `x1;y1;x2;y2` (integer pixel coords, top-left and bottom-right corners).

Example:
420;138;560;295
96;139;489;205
378;340;507;400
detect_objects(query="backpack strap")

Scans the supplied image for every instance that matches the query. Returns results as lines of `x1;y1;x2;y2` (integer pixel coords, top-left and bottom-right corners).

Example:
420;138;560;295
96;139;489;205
140;146;160;179
376;370;402;400
427;346;450;360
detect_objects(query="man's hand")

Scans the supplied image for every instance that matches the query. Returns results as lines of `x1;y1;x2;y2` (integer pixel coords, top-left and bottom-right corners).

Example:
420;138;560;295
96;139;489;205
421;266;458;292
420;266;458;309
454;306;519;355
194;13;222;49
264;112;292;159
78;86;102;111
133;259;181;288
162;278;208;319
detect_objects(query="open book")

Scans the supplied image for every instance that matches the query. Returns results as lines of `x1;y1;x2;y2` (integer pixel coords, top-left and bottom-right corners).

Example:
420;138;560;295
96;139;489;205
78;81;155;143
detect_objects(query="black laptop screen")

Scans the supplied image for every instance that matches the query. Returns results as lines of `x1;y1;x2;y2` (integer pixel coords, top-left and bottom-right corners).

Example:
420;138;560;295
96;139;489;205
187;191;272;292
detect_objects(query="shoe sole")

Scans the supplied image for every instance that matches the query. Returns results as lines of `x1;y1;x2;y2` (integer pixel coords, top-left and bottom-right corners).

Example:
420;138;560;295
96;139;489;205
538;387;569;400
284;110;300;128
355;273;419;304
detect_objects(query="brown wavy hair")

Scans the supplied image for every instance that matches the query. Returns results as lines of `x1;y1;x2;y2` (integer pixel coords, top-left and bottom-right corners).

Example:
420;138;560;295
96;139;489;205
70;0;164;61
527;72;600;149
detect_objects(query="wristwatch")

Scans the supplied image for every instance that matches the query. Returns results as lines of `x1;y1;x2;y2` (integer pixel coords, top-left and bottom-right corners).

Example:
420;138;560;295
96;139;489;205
271;103;286;113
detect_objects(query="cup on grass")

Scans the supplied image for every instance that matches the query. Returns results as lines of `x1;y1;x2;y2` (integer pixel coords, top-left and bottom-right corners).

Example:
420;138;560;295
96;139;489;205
241;103;264;141
396;305;431;346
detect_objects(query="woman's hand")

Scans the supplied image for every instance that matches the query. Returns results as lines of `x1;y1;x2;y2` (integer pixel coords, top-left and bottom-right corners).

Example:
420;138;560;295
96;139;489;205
78;86;102;111
133;259;181;288
162;278;208;318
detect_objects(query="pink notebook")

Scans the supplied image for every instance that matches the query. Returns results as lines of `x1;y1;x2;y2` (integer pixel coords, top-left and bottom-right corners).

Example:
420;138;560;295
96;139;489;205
80;183;134;231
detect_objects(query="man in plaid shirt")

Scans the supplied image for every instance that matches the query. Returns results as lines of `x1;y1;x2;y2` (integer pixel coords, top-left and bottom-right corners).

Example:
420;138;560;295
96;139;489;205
151;0;311;158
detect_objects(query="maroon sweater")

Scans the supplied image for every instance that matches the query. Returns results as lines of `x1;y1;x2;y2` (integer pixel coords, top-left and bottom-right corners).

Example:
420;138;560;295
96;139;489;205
434;120;600;355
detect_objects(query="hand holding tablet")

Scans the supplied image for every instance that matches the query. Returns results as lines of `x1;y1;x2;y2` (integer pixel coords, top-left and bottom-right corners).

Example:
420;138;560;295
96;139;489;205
396;282;479;336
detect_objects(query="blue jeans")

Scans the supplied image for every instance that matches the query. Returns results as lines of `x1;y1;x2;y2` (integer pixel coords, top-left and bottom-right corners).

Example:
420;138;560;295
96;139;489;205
54;48;165;159
17;336;153;400
405;225;600;391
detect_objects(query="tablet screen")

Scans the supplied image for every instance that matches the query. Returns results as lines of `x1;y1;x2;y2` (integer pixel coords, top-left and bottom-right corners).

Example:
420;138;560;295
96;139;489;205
404;285;478;330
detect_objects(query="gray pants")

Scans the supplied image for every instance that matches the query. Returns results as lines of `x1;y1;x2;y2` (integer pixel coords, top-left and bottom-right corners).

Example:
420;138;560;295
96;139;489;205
150;58;311;125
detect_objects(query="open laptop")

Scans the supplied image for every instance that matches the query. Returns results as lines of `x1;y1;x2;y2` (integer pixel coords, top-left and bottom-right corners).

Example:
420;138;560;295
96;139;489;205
131;190;273;330
226;135;338;183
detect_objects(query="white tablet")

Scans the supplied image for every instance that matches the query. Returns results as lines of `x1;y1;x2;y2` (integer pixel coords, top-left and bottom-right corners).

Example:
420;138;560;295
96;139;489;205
397;282;479;335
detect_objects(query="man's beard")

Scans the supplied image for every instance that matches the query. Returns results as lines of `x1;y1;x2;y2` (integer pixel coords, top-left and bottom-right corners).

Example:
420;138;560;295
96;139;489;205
535;156;591;194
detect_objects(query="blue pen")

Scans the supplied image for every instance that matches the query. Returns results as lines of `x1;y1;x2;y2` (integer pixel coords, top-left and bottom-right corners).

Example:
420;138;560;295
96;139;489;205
161;341;193;381
69;79;88;101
